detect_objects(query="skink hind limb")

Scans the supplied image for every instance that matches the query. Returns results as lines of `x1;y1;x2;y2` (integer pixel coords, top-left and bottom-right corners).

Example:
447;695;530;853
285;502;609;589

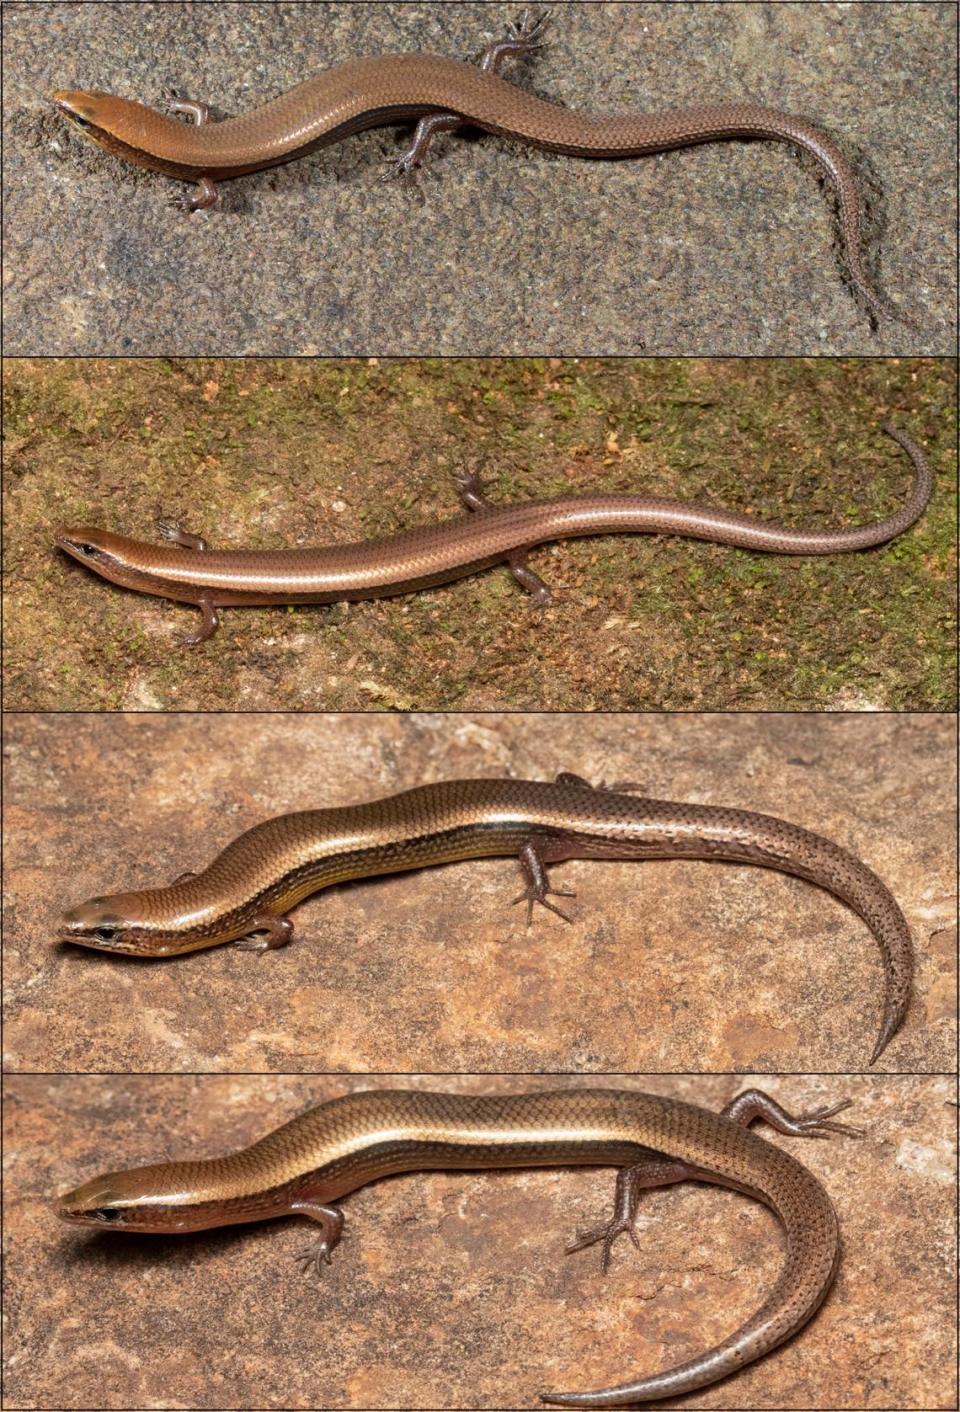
390;9;551;178
544;1087;860;1408
457;467;563;604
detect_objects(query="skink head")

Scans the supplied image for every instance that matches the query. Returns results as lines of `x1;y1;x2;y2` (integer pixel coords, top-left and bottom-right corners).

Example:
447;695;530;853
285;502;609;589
56;527;125;570
51;90;146;152
56;526;161;596
55;1175;139;1229
58;894;176;957
55;1167;213;1233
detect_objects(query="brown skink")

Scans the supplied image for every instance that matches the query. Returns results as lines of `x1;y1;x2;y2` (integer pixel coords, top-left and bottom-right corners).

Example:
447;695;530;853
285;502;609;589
57;774;913;1062
52;10;894;320
54;423;932;644
55;1085;861;1407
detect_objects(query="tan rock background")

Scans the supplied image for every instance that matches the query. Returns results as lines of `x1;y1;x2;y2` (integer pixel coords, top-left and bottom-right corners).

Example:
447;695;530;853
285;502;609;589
3;1073;955;1410
4;712;955;1073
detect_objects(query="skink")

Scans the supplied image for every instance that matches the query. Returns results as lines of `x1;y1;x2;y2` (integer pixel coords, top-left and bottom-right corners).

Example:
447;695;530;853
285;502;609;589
57;773;913;1062
54;422;932;644
52;10;894;320
55;1085;861;1407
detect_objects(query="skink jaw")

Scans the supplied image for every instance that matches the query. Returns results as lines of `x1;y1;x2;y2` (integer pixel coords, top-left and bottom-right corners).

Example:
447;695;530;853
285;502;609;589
55;529;115;567
56;897;171;956
55;1168;208;1233
52;90;90;118
53;1168;140;1227
54;1191;126;1227
56;898;192;957
51;90;109;133
57;902;124;951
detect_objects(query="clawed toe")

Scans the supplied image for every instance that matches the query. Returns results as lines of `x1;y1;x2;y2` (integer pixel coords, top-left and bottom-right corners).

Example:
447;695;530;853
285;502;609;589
806;1119;864;1138
233;935;270;953
535;586;567;607
566;1225;607;1255
807;1100;852;1120
510;887;576;926
796;1100;863;1139
381;152;438;193
508;8;551;45
293;1244;331;1281
567;1220;640;1273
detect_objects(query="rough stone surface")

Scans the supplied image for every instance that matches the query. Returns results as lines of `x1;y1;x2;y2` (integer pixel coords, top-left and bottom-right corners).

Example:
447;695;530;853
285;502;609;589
4;713;954;1074
3;2;955;356
3;1074;956;1410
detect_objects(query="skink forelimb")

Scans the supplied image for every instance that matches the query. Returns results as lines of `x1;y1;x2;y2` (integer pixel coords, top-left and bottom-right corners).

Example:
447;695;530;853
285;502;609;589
391;9;551;178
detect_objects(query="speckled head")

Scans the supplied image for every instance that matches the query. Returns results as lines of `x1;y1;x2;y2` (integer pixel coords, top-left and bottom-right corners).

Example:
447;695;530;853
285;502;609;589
55;1166;214;1232
57;893;177;956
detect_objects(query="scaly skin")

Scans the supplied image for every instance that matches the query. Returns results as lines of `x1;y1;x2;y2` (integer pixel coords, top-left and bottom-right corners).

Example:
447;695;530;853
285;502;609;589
54;1086;861;1408
51;11;896;317
56;775;913;1062
55;424;932;642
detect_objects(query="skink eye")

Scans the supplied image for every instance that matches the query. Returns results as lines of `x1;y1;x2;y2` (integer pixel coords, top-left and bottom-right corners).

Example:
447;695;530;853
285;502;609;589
93;926;117;942
72;113;92;130
78;543;98;557
93;1207;121;1222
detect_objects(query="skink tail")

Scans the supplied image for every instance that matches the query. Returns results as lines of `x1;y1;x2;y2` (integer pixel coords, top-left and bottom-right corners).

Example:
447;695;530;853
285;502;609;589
540;1161;839;1407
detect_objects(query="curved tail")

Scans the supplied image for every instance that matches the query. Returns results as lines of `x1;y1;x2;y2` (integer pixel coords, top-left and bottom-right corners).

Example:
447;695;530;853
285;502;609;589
812;422;933;552
542;1149;840;1406
528;422;932;559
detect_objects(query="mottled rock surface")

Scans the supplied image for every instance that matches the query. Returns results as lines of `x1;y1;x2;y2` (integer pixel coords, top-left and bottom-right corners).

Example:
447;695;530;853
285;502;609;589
4;3;955;356
3;1074;956;1410
4;713;954;1074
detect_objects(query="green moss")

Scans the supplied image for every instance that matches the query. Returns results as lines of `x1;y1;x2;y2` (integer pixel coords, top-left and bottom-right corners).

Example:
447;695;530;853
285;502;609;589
3;356;955;710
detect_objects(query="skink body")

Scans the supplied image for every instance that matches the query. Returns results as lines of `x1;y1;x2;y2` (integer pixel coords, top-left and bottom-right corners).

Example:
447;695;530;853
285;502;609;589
57;774;913;1061
55;1085;859;1407
52;11;894;319
55;423;932;644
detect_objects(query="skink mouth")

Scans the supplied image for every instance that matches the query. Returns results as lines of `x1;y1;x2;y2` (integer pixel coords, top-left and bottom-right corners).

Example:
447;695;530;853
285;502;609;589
56;532;105;562
56;927;183;959
57;906;133;953
54;1200;124;1226
51;92;95;128
58;929;129;953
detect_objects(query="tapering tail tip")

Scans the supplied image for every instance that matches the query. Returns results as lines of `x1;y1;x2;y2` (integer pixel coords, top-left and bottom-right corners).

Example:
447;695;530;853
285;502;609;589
541;1393;602;1409
869;1012;901;1066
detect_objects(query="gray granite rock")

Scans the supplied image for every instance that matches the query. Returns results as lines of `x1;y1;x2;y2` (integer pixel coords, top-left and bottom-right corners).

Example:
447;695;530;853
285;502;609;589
3;2;955;355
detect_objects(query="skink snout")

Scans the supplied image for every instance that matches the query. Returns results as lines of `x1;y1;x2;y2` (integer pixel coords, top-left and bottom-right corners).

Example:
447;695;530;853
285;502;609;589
55;1177;129;1227
51;90;104;129
55;528;114;565
56;1165;209;1233
57;899;126;951
57;893;176;956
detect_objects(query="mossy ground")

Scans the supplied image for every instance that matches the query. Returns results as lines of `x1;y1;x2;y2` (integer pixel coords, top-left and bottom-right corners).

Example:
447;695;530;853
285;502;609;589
3;357;955;711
